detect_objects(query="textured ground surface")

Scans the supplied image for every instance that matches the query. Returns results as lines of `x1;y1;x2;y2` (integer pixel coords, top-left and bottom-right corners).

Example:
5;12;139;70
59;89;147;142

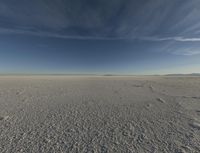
0;76;200;153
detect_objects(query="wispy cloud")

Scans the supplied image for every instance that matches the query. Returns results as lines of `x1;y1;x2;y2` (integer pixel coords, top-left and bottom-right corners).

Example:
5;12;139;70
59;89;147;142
174;37;200;42
0;27;117;40
142;36;200;42
1;27;200;43
159;41;200;56
172;49;200;56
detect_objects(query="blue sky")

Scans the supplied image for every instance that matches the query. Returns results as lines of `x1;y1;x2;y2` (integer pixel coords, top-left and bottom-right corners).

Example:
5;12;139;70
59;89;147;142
0;0;200;74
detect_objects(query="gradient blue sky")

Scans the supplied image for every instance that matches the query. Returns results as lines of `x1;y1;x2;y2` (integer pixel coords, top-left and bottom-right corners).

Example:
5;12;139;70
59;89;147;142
0;0;200;74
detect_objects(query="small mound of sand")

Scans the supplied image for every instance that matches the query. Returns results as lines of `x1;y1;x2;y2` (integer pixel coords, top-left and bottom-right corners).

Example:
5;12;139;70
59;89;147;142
0;116;9;121
189;121;200;130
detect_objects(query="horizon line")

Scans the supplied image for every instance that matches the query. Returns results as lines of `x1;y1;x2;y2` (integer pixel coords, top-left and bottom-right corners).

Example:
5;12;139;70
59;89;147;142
0;73;200;76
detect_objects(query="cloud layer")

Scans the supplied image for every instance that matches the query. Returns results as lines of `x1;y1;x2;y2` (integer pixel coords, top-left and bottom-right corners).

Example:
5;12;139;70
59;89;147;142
0;0;200;38
0;0;200;56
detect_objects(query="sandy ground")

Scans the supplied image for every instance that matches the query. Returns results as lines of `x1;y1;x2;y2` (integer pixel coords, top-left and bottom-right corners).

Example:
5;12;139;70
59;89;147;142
0;76;200;153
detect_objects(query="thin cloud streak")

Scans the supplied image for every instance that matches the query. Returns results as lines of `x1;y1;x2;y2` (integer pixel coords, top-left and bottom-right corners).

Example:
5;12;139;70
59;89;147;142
172;48;200;56
142;37;200;42
1;27;200;43
0;27;125;40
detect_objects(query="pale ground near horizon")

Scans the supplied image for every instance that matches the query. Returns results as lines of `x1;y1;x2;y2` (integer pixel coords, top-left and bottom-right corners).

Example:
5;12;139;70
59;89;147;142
0;76;200;153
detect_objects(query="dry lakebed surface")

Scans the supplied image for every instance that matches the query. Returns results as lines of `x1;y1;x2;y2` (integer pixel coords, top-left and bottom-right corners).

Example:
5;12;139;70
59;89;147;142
0;76;200;153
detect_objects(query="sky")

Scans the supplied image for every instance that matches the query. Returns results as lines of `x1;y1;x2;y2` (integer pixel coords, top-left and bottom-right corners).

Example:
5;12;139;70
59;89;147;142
0;0;200;75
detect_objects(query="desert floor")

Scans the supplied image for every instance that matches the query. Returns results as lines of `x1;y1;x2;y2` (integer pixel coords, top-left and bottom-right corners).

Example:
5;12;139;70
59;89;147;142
0;76;200;153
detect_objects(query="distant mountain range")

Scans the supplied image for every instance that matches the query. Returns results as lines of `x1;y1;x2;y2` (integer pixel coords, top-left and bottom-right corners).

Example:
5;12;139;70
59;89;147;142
165;73;200;76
